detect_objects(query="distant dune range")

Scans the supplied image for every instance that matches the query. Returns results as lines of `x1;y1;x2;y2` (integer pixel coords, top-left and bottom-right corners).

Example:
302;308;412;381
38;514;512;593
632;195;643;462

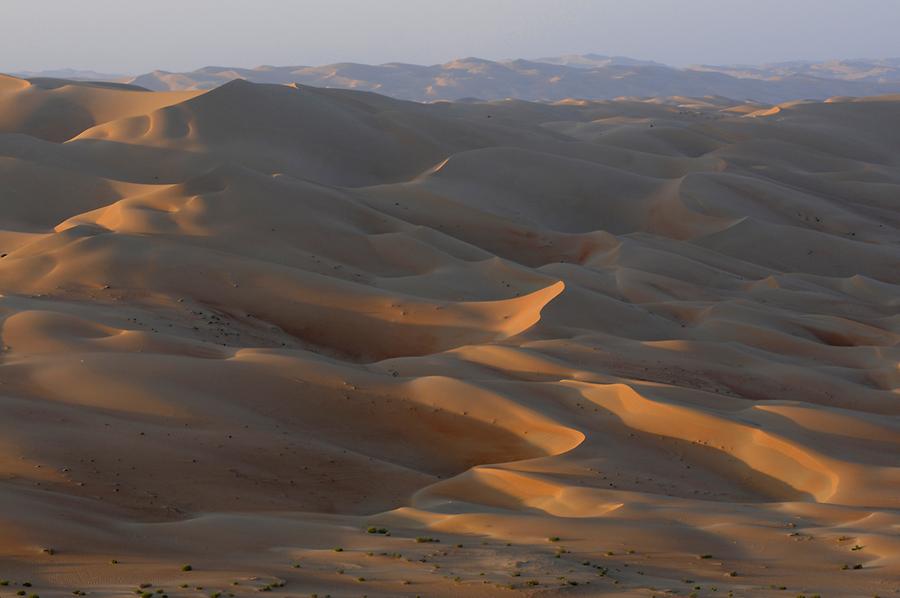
18;55;900;103
0;72;897;596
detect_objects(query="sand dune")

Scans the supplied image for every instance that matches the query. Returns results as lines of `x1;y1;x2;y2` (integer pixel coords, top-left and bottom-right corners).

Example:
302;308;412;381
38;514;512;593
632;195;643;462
0;74;197;142
0;75;897;597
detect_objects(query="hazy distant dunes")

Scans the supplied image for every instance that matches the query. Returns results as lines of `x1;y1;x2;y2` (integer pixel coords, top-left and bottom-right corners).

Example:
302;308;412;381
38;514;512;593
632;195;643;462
115;55;900;102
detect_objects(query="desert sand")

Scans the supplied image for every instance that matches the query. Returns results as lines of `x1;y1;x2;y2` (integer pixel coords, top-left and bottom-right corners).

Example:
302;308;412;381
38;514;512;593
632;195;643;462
0;73;897;597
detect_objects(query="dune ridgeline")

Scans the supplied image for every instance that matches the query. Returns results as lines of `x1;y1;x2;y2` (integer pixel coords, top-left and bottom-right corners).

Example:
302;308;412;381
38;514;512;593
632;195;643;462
0;73;898;597
118;56;900;103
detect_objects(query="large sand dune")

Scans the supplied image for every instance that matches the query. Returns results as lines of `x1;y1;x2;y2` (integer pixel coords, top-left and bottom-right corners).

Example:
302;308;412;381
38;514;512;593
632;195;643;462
0;74;897;597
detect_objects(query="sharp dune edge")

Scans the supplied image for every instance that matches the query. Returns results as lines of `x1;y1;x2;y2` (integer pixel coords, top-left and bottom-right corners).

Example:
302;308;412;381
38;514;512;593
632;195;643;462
0;73;897;597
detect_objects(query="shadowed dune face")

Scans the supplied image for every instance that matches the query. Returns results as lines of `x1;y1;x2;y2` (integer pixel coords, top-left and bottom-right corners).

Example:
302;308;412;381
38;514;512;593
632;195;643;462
0;75;898;596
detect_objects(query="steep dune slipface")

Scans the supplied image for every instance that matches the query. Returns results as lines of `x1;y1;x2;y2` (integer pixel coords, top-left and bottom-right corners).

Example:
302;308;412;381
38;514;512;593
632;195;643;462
0;76;897;596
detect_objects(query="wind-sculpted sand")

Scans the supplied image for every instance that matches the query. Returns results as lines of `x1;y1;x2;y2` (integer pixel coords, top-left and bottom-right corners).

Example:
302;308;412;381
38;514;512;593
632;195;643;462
0;73;897;597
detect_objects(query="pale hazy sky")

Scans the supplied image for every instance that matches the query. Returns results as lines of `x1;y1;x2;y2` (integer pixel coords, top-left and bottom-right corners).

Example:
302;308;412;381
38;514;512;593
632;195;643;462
3;0;899;73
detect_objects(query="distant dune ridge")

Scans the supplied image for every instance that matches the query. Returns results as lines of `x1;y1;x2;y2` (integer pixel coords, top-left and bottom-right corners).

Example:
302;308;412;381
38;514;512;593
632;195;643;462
17;54;900;102
0;71;898;596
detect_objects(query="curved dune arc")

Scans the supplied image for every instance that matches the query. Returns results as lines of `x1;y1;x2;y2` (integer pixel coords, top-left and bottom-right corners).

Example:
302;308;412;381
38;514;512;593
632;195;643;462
563;380;841;502
184;275;564;361
411;465;627;518
402;375;587;514
0;229;565;360
402;374;584;456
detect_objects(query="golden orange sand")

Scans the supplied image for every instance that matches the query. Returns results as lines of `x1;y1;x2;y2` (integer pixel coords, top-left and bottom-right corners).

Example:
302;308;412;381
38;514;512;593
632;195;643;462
0;73;897;597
